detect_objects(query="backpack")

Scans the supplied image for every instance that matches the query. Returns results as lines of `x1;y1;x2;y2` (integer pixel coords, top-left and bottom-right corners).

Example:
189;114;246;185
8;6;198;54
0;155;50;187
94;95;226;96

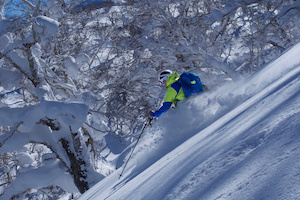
178;72;204;98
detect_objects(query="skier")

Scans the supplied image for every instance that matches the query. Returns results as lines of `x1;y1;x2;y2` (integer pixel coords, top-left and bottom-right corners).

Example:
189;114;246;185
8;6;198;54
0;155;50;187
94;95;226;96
149;69;204;119
149;70;186;118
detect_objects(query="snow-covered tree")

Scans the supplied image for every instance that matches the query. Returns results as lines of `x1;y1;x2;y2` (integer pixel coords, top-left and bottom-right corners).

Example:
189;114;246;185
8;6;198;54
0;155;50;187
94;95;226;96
0;1;104;198
0;0;6;20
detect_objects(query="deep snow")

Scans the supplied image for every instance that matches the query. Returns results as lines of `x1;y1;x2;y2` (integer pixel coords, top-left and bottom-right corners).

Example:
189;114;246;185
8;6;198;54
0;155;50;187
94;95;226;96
78;42;300;200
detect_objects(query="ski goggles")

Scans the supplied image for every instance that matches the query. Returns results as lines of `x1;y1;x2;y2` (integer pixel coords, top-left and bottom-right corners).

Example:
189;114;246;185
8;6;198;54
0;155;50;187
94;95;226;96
159;76;168;84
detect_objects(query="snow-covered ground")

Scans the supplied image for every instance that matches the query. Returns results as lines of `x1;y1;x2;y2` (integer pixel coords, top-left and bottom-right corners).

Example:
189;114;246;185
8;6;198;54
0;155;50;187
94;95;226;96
78;42;300;200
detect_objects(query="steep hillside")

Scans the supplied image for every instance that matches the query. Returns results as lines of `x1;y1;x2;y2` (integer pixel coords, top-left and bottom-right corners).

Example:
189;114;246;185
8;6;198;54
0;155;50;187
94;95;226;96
81;43;300;200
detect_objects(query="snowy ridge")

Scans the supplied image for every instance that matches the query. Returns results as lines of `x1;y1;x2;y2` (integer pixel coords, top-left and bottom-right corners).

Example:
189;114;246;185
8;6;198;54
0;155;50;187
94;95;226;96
78;42;300;200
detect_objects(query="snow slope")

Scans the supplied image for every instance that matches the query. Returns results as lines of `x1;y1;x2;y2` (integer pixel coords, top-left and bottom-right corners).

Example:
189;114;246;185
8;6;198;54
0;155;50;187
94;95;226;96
78;42;300;200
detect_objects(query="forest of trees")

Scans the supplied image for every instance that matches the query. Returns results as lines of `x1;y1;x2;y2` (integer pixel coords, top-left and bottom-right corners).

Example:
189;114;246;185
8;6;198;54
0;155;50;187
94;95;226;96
0;0;299;199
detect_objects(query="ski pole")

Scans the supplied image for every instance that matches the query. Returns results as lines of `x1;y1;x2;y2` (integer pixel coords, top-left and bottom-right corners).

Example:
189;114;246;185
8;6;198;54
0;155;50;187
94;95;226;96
119;118;152;180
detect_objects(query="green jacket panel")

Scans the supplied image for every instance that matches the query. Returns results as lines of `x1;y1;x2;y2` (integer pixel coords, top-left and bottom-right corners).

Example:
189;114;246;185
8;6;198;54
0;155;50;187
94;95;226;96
163;72;186;105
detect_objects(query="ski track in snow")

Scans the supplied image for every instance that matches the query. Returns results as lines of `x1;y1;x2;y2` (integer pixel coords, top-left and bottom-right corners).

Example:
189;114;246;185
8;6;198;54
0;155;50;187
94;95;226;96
78;43;300;200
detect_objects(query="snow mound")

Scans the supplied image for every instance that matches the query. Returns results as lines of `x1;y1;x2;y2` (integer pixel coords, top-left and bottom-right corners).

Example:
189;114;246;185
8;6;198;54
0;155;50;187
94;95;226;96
35;16;59;35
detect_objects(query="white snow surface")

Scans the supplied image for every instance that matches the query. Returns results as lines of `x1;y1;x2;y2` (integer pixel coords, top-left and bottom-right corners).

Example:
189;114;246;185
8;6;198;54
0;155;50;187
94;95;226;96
78;42;300;200
35;16;60;35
